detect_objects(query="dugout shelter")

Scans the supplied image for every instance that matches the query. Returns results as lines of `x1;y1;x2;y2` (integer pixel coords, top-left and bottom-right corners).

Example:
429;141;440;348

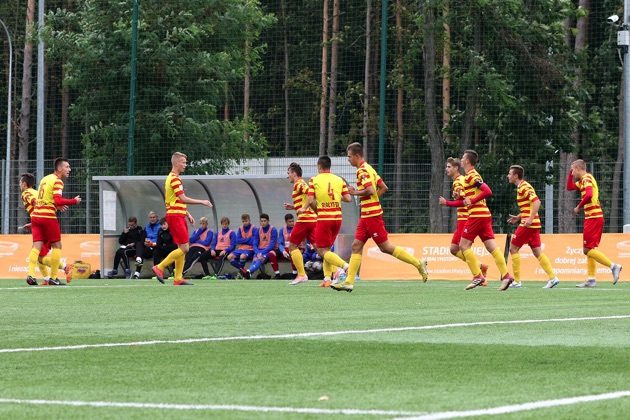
95;175;360;275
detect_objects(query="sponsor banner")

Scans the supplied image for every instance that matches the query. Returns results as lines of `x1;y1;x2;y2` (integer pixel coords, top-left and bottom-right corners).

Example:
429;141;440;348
0;234;100;279
360;233;630;282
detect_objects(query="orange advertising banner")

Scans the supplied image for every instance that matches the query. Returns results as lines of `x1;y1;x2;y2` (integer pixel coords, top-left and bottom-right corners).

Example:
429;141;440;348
359;233;630;282
0;234;100;279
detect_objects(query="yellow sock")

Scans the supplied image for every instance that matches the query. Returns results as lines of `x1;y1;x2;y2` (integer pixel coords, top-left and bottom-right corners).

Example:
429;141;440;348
323;260;333;279
27;248;40;277
49;248;62;280
290;249;306;276
455;250;465;262
38;262;50;278
491;248;508;277
392;246;420;268
174;253;185;280
346;253;362;285
323;251;347;269
587;256;596;278
462;248;481;276
587;249;613;268
158;248;184;270
511;253;521;281
537;253;555;279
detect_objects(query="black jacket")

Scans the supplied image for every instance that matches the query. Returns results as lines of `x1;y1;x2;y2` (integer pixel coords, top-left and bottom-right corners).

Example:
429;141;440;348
156;228;177;252
118;226;144;246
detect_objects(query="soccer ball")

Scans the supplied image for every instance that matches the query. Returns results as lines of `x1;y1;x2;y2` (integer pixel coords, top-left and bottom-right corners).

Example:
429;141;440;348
311;261;322;272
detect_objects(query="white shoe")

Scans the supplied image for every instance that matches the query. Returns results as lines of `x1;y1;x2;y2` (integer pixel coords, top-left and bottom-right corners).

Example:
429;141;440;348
611;263;622;285
418;259;429;282
509;281;522;288
136;257;143;264
333;267;347;284
543;278;559;289
132;271;140;279
576;279;597;288
289;275;308;285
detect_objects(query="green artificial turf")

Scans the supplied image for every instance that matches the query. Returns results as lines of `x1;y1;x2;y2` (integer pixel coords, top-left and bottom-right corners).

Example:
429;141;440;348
0;279;629;419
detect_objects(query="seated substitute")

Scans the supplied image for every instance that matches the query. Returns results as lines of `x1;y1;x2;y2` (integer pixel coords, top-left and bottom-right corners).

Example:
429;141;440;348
183;217;214;275
107;216;144;278
132;211;161;279
278;213;304;276
242;213;278;279
227;213;257;271
153;217;177;277
199;216;236;278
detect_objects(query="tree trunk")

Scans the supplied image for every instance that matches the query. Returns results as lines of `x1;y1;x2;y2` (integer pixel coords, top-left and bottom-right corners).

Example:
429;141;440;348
368;0;380;164
319;0;329;156
243;32;251;140
224;82;229;120
461;7;479;152
18;0;36;175
61;64;69;158
362;0;372;155
326;0;340;155
441;0;450;135
281;0;290;156
393;0;404;231
423;1;445;233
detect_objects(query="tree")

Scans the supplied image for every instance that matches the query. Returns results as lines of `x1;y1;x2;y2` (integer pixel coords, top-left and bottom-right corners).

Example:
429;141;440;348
17;0;35;177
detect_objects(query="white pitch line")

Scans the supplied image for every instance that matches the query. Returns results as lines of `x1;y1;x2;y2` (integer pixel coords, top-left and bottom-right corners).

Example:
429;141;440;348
0;398;426;417
394;390;630;419
0;314;629;354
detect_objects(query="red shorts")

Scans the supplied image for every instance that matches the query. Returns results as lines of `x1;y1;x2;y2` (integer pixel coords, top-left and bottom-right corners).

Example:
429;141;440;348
166;214;189;245
461;217;495;242
289;221;316;247
451;220;467;245
355;215;389;244
314;220;342;249
31;217;61;244
40;243;51;258
583;218;604;249
510;226;541;249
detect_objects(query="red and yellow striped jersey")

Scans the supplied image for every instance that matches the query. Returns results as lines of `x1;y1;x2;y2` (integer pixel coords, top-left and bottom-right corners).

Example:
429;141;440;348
32;174;63;220
452;175;467;221
308;171;349;221
576;173;603;219
165;172;187;216
462;169;491;218
356;161;383;219
292;178;317;223
516;180;541;229
21;188;37;217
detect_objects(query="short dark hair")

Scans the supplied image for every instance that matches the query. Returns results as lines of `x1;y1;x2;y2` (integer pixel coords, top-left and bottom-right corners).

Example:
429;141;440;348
317;156;331;170
347;142;363;157
160;217;167;225
284;213;294;222
19;173;36;188
446;157;460;169
463;150;478;166
288;162;302;177
220;216;230;225
128;216;138;223
241;213;250;221
54;157;69;170
260;213;269;221
509;165;524;179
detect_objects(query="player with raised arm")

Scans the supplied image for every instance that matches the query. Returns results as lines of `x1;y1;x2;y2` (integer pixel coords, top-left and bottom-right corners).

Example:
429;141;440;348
567;159;622;287
27;158;81;286
439;157;488;284
283;162;318;285
331;143;428;292
506;165;559;289
455;150;515;291
151;152;213;286
299;156;352;288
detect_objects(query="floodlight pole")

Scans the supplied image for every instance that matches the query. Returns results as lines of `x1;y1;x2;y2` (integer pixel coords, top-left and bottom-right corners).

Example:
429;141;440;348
1;18;13;235
624;1;630;226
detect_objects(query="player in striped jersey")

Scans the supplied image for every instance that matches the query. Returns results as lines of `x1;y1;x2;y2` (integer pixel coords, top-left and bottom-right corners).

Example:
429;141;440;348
28;158;82;286
283;162;318;285
456;150;515;291
300;156;352;288
20;173;72;285
506;165;559;289
439;158;488;284
151;152;213;286
332;142;428;292
567;159;622;287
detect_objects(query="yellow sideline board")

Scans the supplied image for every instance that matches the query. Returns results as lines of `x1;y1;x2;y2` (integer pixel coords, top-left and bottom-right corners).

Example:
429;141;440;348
359;233;630;282
0;234;100;279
